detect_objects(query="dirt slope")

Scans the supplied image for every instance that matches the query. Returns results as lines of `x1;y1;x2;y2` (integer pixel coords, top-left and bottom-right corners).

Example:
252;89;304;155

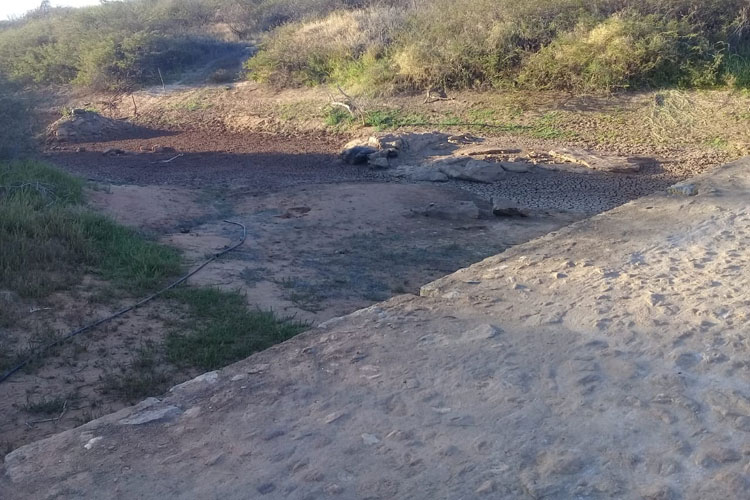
3;158;748;499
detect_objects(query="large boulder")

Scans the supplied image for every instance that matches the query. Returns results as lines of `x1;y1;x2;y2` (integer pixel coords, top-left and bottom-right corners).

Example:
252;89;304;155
48;109;136;143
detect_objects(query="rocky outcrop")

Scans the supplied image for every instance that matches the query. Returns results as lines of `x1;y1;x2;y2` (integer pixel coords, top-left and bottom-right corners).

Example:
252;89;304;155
48;109;138;143
548;148;642;173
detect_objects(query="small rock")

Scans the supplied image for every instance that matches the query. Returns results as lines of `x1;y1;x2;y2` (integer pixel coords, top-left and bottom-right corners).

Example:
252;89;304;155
415;201;480;220
668;182;698;196
257;483;276;495
83;436;103;450
361;433;380;445
476;480;496;494
368;156;390;169
325;483;344;495
440;159;506;183
695;446;740;468
247;363;270;374
324;411;346;424
391;165;449;182
342;145;377;164
118;405;182;425
640;485;676;500
75;146;86;153
500;161;531;173
463;324;503;340
102;148;125;156
491;197;527;217
458;145;521;156
369;134;405;150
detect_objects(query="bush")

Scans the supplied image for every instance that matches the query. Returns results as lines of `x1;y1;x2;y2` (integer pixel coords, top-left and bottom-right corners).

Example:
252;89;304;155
517;15;722;91
245;6;407;90
0;0;255;89
246;0;750;92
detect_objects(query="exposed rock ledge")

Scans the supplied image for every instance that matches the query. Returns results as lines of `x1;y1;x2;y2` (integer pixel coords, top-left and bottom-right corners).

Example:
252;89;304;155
3;159;750;499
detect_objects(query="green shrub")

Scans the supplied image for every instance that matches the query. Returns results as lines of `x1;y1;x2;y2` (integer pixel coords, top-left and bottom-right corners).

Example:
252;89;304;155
247;0;750;93
517;15;722;91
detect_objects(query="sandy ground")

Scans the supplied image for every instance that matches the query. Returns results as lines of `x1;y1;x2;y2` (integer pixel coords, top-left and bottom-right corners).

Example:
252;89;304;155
3;109;706;454
3;156;748;499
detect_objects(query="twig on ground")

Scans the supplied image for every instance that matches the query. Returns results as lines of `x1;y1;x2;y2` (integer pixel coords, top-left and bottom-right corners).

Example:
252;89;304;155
150;154;184;164
423;88;455;104
159;154;184;164
0;220;248;385
25;400;68;427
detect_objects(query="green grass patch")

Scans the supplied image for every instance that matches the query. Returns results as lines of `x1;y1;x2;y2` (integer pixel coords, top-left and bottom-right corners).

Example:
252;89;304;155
165;287;307;371
324;106;355;127
0;161;182;298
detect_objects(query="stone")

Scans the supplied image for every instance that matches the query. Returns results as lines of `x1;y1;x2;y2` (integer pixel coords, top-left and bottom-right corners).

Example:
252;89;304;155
439;159;506;183
390;165;449;182
447;134;479;145
152;145;177;154
325;483;344;495
102;148;125;156
369;134;405;151
83;437;103;450
457;145;521;156
500;162;531;173
548;148;641;173
491;197;527;217
463;324;503;340
414;201;480;220
342;145;377;165
695;445;740;468
475;480;496;494
668;182;698;196
118;405;182;425
257;483;276;494
368;156;390;169
361;433;380;445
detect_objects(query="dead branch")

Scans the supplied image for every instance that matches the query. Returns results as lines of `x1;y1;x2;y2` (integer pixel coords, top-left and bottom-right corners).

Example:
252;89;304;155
326;85;366;125
25;400;68;427
158;153;184;164
423;88;455;104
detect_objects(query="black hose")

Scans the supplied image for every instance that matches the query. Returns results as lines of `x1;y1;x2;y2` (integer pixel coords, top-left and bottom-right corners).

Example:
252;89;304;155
0;220;247;385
